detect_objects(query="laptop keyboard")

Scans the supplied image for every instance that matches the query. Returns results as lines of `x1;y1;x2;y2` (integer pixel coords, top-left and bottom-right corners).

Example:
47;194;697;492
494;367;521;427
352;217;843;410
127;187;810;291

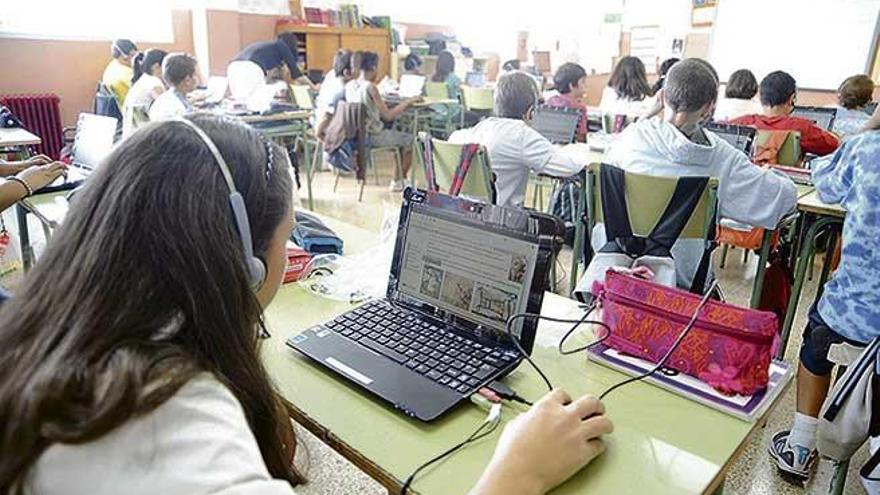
322;300;518;395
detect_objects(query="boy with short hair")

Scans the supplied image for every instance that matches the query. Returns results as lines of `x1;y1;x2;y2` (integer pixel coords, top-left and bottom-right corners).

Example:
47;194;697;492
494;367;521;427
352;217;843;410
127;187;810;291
546;63;589;140
732;71;839;156
149;53;199;121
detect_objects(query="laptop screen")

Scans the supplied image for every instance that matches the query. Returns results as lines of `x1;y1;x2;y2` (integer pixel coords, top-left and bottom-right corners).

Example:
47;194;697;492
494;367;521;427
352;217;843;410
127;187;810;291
532;106;581;144
792;106;837;131
399;75;426;98
704;122;756;156
396;204;539;338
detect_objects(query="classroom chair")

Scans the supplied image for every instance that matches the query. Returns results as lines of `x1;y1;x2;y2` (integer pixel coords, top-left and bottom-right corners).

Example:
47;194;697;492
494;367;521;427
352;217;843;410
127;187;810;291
753;130;802;167
601;113;636;134
460;85;494;128
425;82;449;100
92;83;123;140
412;133;496;204
571;163;718;296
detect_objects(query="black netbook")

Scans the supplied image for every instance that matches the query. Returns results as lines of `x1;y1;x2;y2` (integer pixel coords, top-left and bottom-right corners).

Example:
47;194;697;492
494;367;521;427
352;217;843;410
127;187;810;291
792;106;837;131
704;121;757;156
288;189;562;421
532;105;581;145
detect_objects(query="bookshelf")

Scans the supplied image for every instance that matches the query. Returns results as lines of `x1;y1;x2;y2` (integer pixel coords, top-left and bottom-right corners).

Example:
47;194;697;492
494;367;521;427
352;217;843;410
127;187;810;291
276;25;392;79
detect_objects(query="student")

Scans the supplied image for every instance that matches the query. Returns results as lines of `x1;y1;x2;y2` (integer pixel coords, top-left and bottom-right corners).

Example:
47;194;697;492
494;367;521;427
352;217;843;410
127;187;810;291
0;114;612;495
432;50;462;100
449;72;584;207
228;37;311;100
344;52;421;192
0;161;66;212
102;39;139;108
652;57;680;94
769;131;880;487
546;62;589;139
714;69;761;122
149;53;199;122
599;56;656;118
314;50;353;142
123;48;168;137
732;71;839;156
833;74;874;138
597;59;797;289
403;53;423;76
502;59;522;74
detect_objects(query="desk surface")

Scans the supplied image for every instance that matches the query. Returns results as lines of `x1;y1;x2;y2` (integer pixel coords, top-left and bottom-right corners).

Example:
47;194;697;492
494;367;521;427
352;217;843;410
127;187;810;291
798;190;846;218
0;128;41;147
235;110;312;123
263;213;782;495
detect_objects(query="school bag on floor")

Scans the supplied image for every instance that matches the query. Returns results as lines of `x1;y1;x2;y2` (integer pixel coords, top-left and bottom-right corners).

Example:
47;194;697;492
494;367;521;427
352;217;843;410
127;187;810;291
292;211;343;255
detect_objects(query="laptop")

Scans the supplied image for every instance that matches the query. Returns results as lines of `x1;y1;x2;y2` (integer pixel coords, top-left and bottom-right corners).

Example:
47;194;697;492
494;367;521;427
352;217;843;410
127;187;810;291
399;74;426;98
39;113;117;194
792;106;837;131
465;71;487;88
531;105;581;145
205;76;228;104
288;189;562;421
703;122;757;156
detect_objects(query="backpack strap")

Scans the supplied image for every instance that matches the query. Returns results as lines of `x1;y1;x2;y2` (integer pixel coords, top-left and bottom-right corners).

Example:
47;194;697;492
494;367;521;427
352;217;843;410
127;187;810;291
449;143;480;196
420;135;438;193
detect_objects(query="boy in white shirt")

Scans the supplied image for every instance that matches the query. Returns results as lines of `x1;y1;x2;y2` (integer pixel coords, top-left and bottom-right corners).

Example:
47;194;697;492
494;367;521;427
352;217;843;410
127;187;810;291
597;59;797;288
149;53;199;122
448;72;584;207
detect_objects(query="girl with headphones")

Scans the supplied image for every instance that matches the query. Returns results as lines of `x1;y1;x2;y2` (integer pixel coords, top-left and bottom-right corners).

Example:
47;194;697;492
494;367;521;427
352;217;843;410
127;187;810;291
0;114;611;495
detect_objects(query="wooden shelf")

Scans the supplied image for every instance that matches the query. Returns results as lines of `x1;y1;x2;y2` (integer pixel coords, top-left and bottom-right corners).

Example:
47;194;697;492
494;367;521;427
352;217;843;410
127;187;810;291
276;25;390;37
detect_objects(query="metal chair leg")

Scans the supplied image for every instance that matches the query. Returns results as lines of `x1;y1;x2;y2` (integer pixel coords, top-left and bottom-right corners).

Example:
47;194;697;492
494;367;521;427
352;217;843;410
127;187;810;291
743;249;749;264
333;169;341;193
720;244;729;269
358;180;365;202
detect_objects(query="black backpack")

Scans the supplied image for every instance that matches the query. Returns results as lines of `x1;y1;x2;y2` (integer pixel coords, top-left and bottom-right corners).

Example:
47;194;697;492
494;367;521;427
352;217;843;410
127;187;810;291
548;178;580;247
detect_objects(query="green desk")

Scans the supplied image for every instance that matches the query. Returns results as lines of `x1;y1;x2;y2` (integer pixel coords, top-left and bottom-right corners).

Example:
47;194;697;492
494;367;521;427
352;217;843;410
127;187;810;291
777;189;846;359
238;111;316;210
263;214;785;495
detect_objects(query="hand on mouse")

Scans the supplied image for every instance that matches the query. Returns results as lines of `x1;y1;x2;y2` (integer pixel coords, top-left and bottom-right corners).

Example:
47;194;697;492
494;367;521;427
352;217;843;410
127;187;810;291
469;389;613;495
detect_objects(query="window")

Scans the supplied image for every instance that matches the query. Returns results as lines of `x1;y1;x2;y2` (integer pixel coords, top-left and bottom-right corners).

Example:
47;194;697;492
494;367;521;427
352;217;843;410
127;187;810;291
0;0;174;43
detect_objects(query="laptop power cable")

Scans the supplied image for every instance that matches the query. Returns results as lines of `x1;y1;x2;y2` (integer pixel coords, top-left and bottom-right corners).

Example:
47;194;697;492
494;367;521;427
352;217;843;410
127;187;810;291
400;400;502;495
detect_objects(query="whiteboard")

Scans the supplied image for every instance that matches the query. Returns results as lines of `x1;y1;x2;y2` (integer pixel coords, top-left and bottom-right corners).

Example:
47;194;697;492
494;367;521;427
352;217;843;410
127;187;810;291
709;0;880;90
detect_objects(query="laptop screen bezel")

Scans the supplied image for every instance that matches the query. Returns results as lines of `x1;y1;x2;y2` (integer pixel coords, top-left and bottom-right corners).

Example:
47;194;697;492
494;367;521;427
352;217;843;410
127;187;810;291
386;188;560;356
792;106;837;132
532;105;581;145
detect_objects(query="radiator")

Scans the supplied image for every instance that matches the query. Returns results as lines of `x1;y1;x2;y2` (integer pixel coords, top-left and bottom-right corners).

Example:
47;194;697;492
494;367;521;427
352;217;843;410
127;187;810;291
0;94;64;159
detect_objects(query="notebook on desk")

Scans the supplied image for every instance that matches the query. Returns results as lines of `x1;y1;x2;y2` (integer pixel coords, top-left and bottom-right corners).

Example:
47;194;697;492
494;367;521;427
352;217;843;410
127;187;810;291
792;106;837;131
288;189;563;421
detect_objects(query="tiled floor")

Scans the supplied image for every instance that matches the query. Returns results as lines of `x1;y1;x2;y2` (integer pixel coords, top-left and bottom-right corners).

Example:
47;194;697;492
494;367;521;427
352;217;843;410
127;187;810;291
291;164;869;495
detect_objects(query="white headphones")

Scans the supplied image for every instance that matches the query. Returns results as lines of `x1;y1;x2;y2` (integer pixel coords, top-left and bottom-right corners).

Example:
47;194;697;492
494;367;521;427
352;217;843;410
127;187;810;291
173;117;267;290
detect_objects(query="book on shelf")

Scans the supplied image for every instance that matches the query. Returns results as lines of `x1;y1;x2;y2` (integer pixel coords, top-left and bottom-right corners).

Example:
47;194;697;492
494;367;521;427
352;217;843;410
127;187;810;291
587;343;793;421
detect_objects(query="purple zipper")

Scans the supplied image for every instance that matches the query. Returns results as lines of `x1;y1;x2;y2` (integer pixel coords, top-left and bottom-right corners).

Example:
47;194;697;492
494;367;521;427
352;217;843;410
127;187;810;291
604;290;773;345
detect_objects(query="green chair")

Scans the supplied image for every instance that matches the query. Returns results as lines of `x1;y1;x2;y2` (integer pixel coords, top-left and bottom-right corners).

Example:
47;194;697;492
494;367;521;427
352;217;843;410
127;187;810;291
754;130;802;166
460;85;494;128
569;163;718;296
425;82;450;100
413;133;496;204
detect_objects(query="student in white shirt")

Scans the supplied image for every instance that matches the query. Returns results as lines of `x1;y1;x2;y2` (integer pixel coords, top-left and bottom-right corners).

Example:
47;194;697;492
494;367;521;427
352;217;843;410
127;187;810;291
123;48;167;137
0;114;612;495
833;74;874;138
313;49;353;141
149;53;199;122
715;69;762;122
449;72;584;207
599;56;656;118
596;59;797;289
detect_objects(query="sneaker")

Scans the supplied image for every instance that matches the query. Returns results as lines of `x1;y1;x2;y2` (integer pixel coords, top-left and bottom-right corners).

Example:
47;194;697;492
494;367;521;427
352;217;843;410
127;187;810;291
388;180;405;192
769;430;818;479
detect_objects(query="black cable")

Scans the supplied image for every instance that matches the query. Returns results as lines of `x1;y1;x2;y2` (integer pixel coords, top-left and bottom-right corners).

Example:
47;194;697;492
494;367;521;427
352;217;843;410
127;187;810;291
399;415;501;495
598;280;718;400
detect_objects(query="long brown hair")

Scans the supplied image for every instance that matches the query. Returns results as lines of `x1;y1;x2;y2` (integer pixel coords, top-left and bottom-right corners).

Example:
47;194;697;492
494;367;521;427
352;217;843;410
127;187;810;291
0;114;304;492
608;56;652;101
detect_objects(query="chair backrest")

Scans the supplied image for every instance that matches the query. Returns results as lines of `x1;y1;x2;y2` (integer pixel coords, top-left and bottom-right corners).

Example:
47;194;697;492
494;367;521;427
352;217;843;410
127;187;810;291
413;134;496;203
425;82;449;100
586;163;718;242
461;85;494;111
290;84;314;110
72;113;117;169
93;82;122;121
754;130;802;166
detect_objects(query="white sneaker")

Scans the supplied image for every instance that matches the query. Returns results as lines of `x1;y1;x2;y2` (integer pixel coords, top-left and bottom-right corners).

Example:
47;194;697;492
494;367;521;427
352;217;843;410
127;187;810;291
769;430;817;480
388;180;405;192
